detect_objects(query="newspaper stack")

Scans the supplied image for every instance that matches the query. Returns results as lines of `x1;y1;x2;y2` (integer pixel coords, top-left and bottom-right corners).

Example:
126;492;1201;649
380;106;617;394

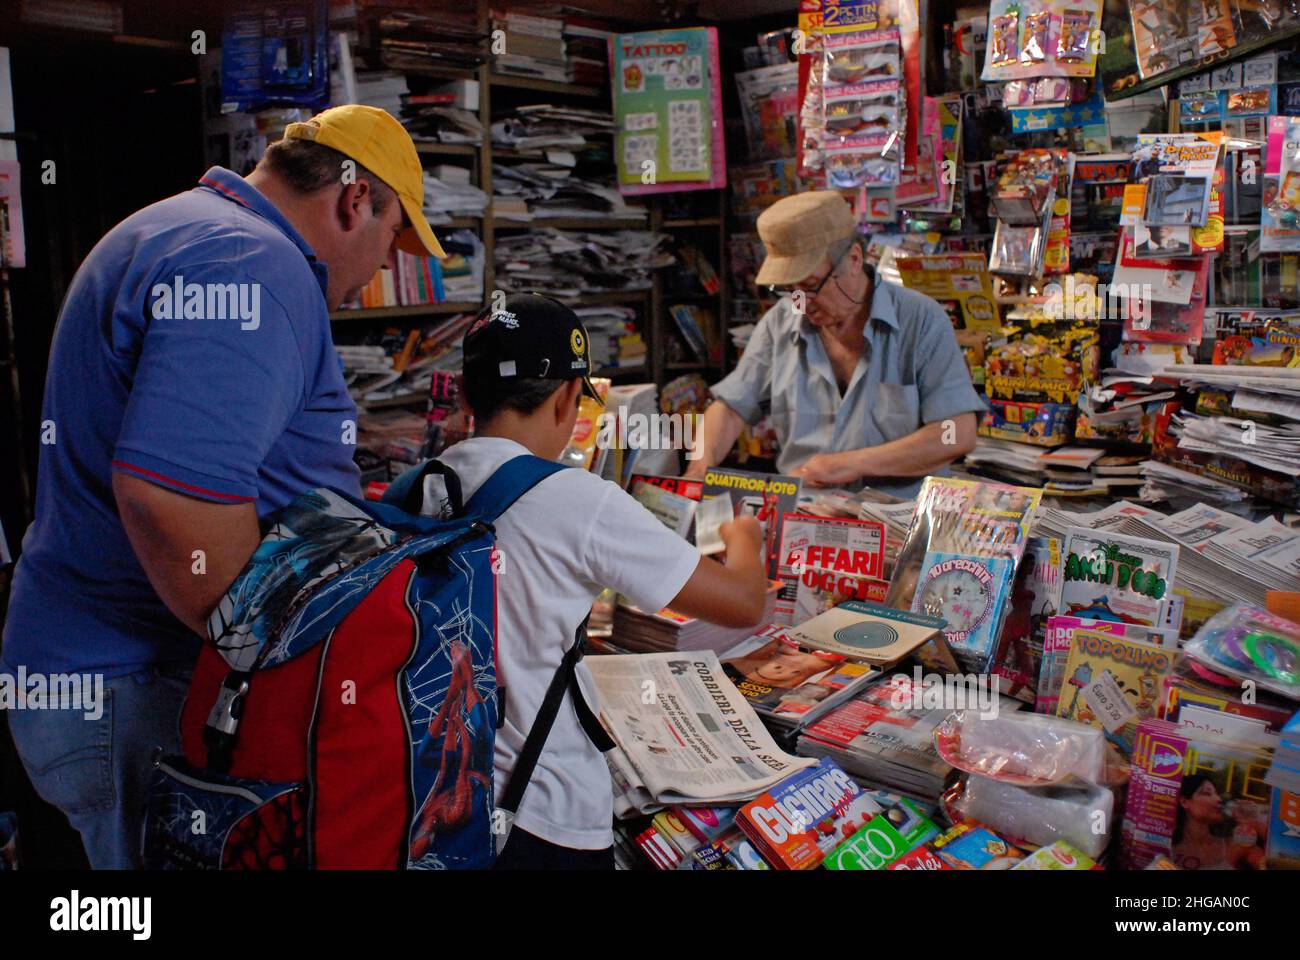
492;103;619;152
494;228;671;301
492;163;646;223
1140;460;1249;506
856;497;916;572
611;583;782;655
587;652;818;817
962;437;1048;486
1033;499;1300;607
422;171;488;222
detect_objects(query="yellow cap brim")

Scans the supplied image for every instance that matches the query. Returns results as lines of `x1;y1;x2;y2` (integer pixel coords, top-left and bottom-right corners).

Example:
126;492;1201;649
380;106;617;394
396;193;445;259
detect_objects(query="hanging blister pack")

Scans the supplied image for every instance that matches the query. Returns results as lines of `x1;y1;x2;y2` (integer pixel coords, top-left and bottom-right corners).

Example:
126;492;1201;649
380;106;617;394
1056;8;1092;61
1021;10;1051;62
990;12;1020;66
821;23;904;187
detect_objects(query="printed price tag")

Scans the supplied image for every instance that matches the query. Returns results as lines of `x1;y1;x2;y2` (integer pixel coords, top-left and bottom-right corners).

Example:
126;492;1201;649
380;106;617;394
1081;672;1136;732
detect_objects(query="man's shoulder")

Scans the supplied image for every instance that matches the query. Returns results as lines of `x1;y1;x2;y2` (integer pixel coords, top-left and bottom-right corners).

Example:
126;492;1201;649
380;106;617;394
881;280;950;328
125;189;315;286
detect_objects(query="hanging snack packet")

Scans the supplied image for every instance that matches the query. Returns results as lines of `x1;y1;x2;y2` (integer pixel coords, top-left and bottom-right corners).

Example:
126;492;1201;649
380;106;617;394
1003;80;1034;107
1021;10;1051;63
1057;8;1092;62
990;12;1020;66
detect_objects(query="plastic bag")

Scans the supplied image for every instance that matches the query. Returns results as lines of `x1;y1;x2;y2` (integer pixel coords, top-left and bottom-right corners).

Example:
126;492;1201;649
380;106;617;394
1184;603;1300;699
934;710;1106;785
952;774;1114;859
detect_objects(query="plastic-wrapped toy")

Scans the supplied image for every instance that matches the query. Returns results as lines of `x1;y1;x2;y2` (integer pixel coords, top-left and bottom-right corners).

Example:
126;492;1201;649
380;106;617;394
1184;603;1300;699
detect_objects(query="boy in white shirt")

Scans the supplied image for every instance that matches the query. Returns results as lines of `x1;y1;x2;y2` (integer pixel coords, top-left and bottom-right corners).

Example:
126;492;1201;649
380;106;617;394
439;293;767;869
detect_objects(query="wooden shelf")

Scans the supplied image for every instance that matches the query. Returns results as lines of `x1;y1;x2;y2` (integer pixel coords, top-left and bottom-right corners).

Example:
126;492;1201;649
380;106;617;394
331;303;480;322
596;365;649;378
433;217;483;229
488;73;604;99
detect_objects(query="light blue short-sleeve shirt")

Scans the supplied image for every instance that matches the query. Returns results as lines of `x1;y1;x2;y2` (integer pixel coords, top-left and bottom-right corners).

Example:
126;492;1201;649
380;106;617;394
711;278;985;499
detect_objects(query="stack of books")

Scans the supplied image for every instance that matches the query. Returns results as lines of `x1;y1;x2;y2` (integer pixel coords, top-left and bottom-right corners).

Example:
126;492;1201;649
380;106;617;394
491;11;567;83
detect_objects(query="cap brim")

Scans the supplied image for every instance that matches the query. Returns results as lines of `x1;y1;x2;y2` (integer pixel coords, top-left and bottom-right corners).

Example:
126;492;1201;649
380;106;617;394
754;248;829;287
582;376;604;405
396;194;446;258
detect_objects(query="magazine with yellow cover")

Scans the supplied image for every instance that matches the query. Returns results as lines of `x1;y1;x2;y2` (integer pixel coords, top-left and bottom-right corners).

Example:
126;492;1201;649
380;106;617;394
1056;627;1175;755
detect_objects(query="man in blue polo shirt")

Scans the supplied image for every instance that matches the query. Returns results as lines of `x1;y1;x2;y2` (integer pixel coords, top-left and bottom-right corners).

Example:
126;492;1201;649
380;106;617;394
1;105;445;868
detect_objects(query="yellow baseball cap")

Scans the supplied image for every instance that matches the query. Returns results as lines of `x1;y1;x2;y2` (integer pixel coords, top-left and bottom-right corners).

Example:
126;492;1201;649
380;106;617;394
283;104;445;259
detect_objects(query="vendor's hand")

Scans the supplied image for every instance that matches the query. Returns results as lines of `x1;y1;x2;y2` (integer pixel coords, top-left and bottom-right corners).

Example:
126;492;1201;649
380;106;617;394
791;452;860;488
719;514;763;558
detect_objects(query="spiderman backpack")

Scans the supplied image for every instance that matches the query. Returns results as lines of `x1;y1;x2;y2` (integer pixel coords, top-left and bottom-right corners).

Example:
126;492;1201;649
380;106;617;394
141;454;612;869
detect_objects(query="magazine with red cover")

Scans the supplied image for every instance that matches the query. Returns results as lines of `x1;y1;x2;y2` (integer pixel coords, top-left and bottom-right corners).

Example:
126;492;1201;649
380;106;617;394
736;757;882;869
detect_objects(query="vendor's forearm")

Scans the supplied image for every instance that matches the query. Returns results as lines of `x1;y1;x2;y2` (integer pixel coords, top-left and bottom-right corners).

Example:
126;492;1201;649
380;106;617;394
849;413;977;479
689;400;745;468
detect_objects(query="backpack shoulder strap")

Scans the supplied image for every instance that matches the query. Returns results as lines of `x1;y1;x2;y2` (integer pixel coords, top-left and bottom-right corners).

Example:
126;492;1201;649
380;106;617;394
463;454;567;524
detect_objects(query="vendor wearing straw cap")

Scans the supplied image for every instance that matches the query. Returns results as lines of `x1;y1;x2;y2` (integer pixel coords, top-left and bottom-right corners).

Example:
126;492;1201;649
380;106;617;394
686;190;983;496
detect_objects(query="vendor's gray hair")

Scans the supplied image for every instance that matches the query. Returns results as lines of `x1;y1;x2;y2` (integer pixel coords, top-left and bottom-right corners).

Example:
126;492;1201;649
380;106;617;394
826;232;867;269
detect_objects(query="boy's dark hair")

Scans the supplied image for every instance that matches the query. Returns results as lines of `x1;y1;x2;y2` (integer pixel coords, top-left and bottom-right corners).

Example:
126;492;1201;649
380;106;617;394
258;139;395;215
463;374;572;424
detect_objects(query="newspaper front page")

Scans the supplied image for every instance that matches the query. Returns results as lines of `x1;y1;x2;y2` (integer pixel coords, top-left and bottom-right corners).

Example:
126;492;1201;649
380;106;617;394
588;652;816;816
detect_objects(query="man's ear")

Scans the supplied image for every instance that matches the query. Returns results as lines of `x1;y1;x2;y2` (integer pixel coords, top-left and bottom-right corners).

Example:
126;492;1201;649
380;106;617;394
335;180;372;233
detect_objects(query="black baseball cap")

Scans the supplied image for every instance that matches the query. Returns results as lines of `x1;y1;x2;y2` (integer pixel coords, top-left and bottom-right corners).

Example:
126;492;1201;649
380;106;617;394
462;293;603;404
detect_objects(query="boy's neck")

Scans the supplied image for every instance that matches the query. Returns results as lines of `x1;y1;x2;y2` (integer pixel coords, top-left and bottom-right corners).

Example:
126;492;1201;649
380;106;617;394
475;415;560;460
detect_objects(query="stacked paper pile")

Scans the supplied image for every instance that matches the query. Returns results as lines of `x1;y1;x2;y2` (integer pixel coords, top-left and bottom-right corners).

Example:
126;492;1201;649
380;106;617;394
963;437;1048;486
376;9;485;73
493;162;644;223
492;104;618;153
575;305;645;369
1139;459;1248;505
422;169;488;222
495;228;671;301
612;585;781;655
1032;499;1300;606
490;11;568;83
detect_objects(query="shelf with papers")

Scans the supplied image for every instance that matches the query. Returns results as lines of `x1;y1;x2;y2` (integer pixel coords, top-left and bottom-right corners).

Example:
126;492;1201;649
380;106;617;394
415;142;481;157
596;365;648;379
330;303;480;322
558;290;651;305
662;217;722;228
360;393;428;411
431;217;483;229
488;73;604;99
492;216;648;230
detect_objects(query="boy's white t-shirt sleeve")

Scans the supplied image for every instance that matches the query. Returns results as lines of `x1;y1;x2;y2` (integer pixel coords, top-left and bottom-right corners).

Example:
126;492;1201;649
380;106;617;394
582;481;702;613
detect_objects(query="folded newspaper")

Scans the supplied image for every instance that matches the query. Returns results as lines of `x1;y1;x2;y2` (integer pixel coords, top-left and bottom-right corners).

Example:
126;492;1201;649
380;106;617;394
587;652;818;817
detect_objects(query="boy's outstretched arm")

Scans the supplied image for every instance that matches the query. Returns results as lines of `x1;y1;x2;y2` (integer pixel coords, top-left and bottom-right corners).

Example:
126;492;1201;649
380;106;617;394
667;515;769;628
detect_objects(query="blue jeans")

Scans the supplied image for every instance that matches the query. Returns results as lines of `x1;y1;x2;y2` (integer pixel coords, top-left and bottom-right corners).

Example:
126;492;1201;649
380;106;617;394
7;664;190;869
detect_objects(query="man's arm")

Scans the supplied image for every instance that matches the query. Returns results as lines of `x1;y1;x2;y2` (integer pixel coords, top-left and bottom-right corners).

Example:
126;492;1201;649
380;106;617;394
667;516;767;627
683;399;746;480
113;473;262;636
792;412;977;487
